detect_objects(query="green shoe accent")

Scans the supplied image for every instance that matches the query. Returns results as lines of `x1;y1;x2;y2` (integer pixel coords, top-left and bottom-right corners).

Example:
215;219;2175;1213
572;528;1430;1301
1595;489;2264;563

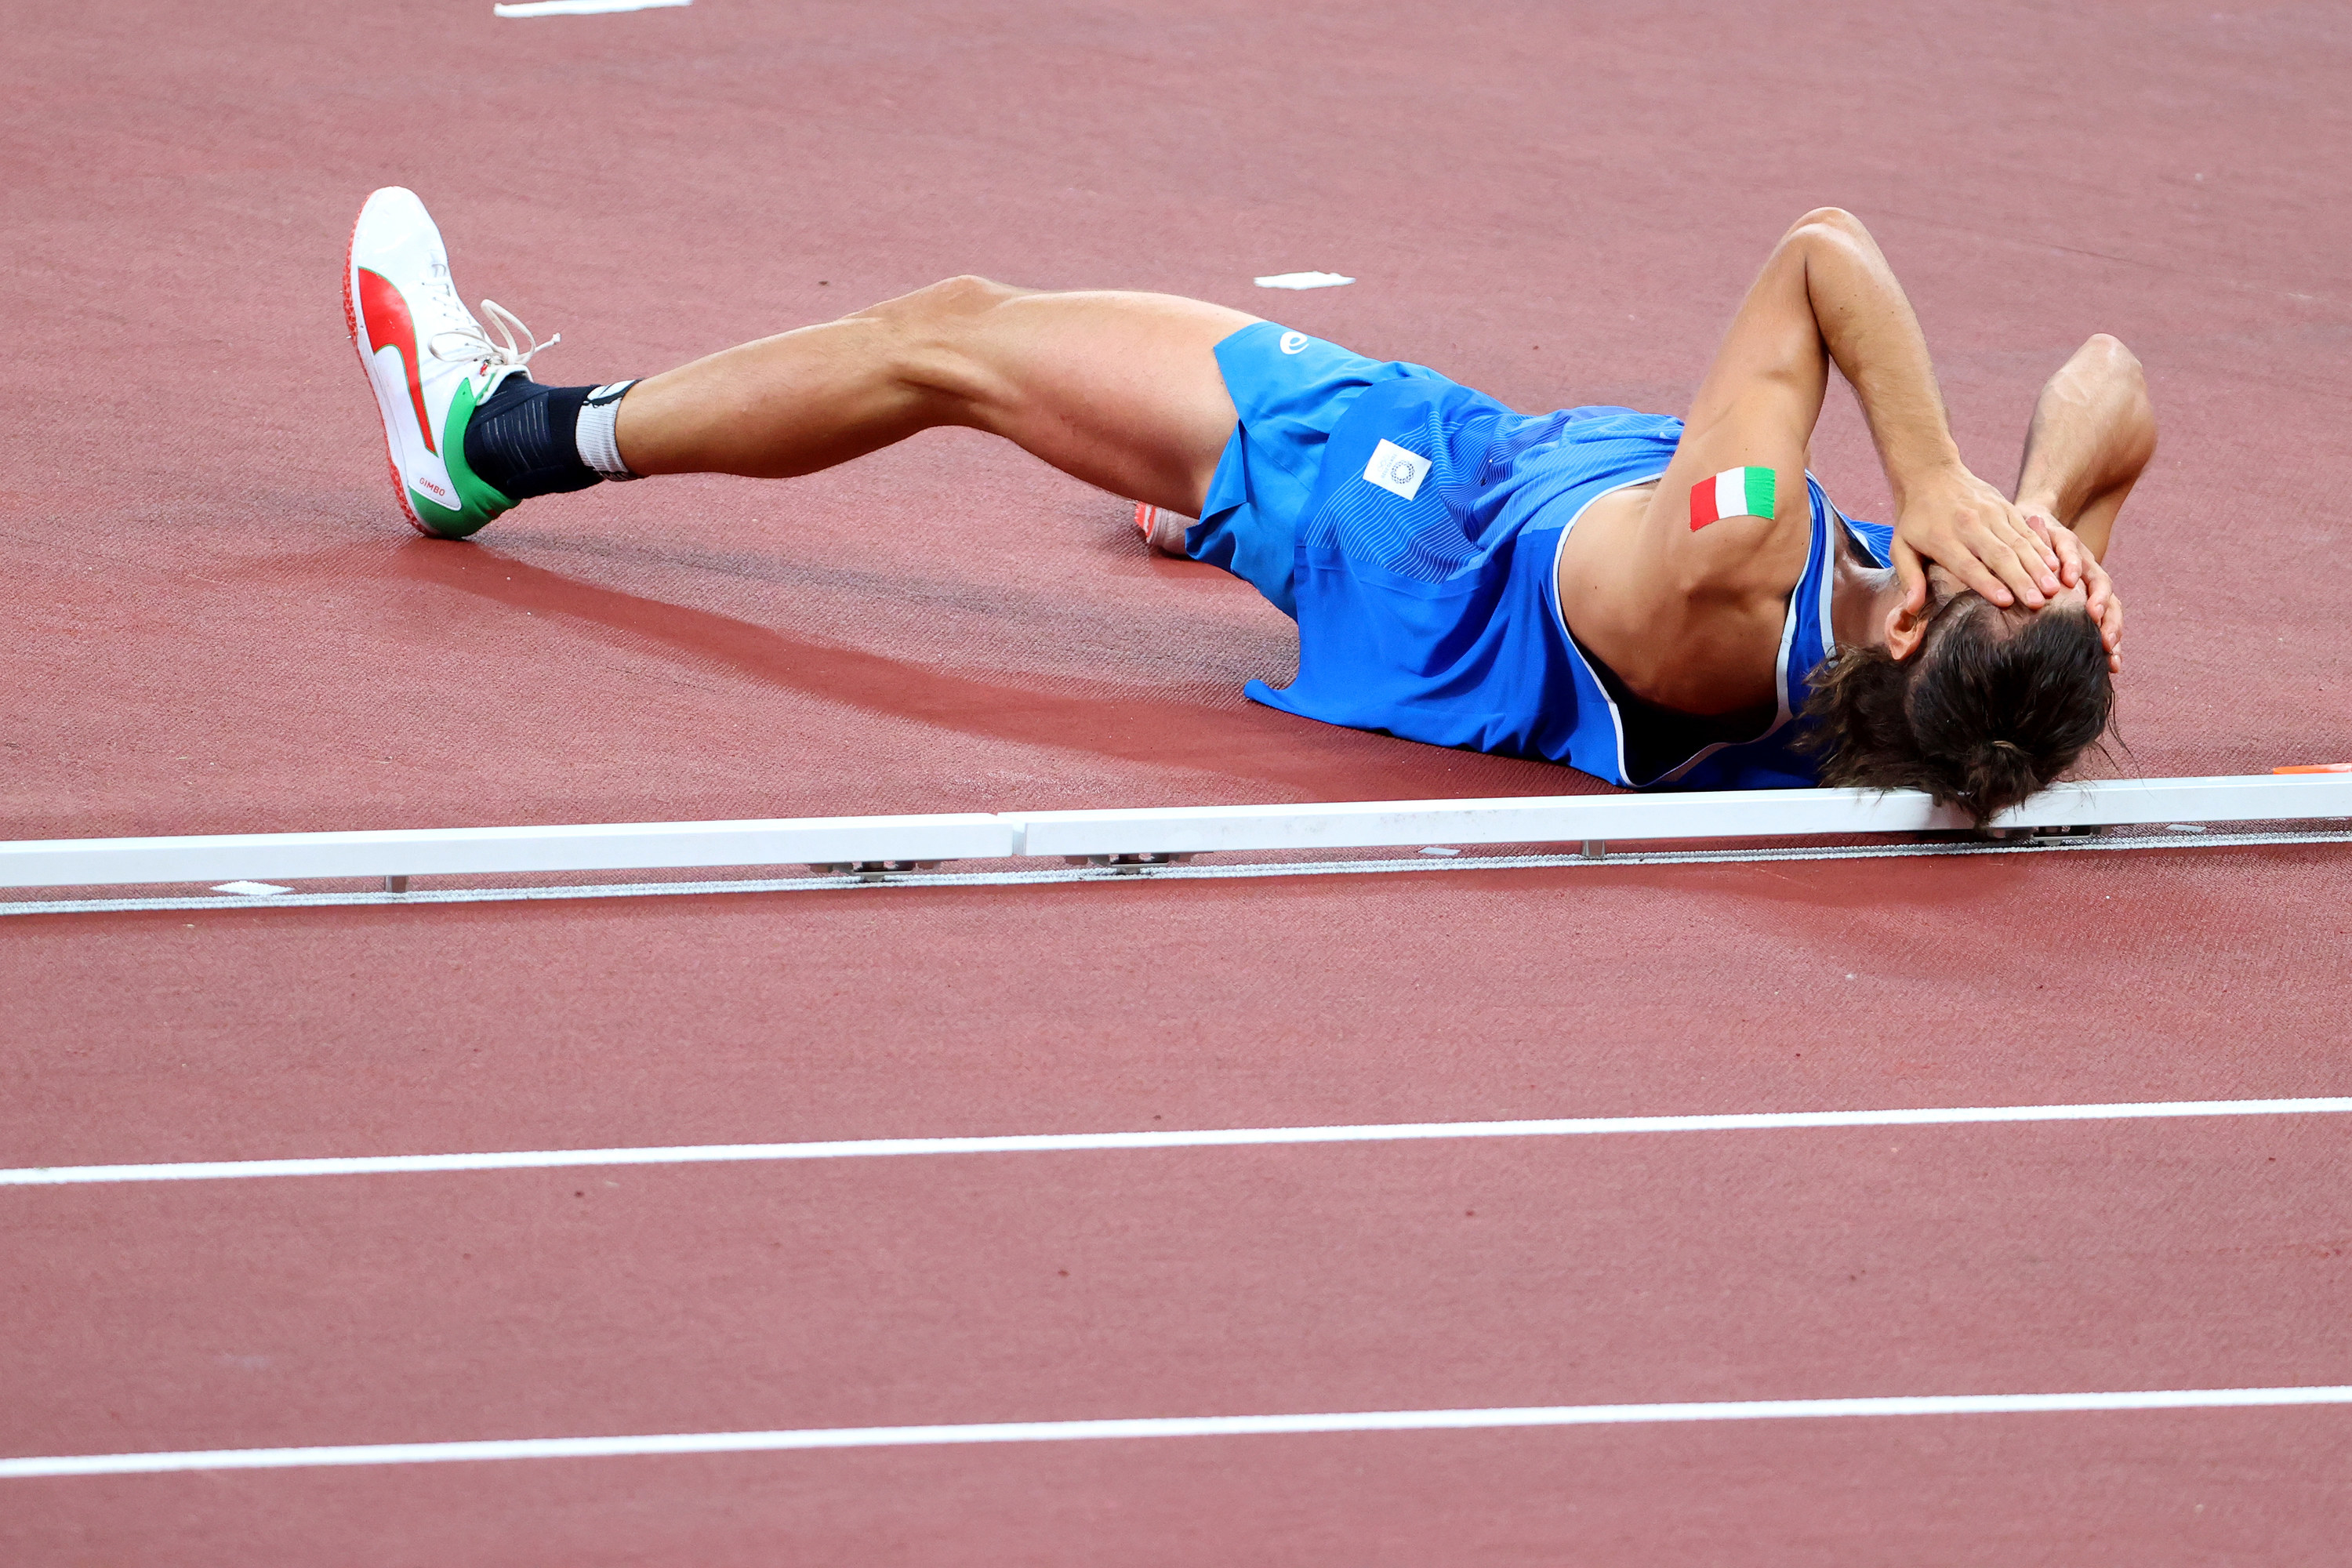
408;377;517;539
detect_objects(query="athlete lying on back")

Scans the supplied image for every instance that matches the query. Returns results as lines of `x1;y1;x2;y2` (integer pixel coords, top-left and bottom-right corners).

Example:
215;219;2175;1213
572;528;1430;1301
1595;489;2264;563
347;191;2146;821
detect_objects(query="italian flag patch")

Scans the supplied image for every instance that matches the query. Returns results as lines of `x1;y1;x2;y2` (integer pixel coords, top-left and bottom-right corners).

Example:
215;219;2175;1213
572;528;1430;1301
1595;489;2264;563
1689;466;1777;529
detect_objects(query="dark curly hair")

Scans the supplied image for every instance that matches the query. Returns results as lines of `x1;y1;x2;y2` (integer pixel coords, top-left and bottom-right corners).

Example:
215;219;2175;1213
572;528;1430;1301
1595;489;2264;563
1800;592;2113;825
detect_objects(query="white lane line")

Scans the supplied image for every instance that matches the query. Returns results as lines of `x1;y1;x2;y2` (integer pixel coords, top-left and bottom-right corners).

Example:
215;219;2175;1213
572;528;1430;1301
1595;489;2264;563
6;829;2350;919
7;1385;2347;1476
7;1098;2346;1187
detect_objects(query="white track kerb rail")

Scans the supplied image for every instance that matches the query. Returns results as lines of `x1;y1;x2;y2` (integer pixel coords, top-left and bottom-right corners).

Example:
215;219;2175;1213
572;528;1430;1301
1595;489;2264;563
3;772;2349;915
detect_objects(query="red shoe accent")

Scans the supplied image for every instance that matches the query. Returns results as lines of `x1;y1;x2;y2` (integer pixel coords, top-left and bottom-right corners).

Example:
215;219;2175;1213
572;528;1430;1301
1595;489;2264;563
1134;501;1154;539
344;204;421;530
357;266;437;456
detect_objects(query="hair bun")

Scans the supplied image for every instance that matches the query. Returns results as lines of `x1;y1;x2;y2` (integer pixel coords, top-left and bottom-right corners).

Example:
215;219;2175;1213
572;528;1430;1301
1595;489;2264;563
1963;736;2039;804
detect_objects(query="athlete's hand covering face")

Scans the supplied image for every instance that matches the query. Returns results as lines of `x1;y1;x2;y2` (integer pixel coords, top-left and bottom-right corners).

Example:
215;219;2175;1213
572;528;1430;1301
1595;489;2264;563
2021;510;2124;673
1891;466;2063;614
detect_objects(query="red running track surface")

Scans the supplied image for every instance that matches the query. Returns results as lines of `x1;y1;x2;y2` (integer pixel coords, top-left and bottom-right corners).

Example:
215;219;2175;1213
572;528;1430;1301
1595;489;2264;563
5;0;2351;1563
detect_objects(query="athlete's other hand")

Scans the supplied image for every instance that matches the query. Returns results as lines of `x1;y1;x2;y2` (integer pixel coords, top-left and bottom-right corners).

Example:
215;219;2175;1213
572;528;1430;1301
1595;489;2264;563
1892;466;2062;613
2023;509;2124;674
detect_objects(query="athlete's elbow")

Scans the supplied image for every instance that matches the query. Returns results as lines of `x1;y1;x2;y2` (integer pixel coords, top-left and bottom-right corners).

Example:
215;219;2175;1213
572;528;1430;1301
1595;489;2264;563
2080;333;2147;397
1785;206;1868;241
2063;332;2156;457
1778;209;1875;267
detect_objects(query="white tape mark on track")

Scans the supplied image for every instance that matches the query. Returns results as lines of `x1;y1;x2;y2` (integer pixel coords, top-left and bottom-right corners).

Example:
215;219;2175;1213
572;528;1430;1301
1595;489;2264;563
6;1386;2348;1477
495;0;688;16
6;1098;2347;1187
1254;270;1355;289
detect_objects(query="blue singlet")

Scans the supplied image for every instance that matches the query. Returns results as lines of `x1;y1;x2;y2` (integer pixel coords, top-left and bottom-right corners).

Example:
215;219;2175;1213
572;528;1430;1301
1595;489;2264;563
1189;321;1896;791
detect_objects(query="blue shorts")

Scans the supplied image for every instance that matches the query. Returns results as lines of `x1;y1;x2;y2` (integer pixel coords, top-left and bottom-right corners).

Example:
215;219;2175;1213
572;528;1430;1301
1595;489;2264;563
1187;322;1447;619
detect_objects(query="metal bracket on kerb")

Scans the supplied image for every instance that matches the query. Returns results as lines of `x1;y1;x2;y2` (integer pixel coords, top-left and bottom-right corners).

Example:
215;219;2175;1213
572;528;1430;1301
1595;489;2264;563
807;861;945;883
1581;840;1606;861
1065;852;1196;873
1980;824;2109;843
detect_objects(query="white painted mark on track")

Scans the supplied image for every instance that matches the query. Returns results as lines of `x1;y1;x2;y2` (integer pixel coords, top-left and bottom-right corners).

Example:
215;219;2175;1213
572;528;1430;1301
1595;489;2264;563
5;1386;2348;1477
5;1098;2346;1186
495;0;688;16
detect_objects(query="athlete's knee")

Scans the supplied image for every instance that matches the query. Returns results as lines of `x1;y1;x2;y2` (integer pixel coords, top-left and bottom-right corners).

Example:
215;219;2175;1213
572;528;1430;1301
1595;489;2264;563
870;275;1022;333
917;273;1024;318
864;275;1029;399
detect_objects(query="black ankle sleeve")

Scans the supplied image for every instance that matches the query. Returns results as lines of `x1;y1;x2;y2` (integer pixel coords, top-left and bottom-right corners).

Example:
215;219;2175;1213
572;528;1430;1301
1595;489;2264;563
463;376;601;501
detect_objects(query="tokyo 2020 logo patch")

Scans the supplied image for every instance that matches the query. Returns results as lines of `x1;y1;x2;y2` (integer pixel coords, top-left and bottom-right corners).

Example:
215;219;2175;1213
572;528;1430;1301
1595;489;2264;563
1362;438;1430;500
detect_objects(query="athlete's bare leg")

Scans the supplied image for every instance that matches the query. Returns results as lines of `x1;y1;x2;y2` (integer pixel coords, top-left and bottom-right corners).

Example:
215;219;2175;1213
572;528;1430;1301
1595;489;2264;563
614;278;1258;517
2012;333;2155;560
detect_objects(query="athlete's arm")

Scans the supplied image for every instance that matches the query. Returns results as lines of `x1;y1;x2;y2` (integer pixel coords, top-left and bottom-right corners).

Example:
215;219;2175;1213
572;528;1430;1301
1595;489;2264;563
1646;209;2060;612
1561;210;2068;715
1563;209;1870;712
1563;211;1843;711
2013;332;2153;566
2010;332;2152;673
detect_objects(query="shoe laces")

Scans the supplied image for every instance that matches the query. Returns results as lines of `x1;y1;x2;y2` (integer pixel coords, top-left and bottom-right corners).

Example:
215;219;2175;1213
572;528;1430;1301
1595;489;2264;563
427;299;560;370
